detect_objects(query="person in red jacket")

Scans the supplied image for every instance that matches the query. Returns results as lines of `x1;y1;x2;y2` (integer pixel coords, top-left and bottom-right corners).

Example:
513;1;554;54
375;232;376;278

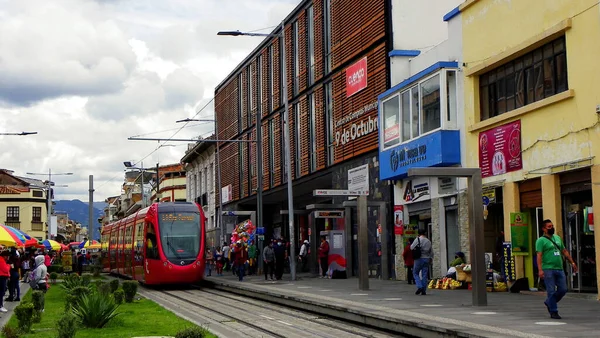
0;251;11;312
233;241;248;282
318;236;330;278
402;238;415;285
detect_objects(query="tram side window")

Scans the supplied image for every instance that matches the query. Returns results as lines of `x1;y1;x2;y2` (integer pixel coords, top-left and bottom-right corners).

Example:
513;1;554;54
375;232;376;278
146;223;159;259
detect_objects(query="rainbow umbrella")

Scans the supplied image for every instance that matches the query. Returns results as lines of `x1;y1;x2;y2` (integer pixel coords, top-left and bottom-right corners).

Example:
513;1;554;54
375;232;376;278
79;239;100;248
37;239;62;251
0;224;25;247
3;225;37;247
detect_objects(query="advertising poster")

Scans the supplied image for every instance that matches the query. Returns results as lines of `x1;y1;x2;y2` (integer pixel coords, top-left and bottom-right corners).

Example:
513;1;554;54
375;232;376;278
502;242;516;282
62;250;73;273
402;224;418;247
479;120;522;178
510;212;530;255
393;205;404;235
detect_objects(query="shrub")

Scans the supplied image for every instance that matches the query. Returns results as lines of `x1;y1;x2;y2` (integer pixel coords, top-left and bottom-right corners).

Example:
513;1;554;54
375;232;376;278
56;311;78;338
32;291;45;323
49;272;59;283
82;274;92;286
122;281;138;303
14;302;34;333
72;292;120;328
96;281;112;296
113;289;124;305
61;274;84;290
175;326;211;338
109;279;119;293
47;265;64;274
64;286;91;311
64;294;78;311
1;325;20;338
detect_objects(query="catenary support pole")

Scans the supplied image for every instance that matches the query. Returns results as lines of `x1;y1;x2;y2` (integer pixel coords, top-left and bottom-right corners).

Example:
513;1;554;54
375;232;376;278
88;175;94;239
358;195;369;290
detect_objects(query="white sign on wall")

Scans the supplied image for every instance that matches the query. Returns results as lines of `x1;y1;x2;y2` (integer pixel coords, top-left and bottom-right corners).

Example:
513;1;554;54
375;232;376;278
403;177;430;203
221;185;232;204
348;164;369;192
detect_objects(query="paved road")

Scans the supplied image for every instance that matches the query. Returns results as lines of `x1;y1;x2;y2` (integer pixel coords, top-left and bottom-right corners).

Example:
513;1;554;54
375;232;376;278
139;285;401;338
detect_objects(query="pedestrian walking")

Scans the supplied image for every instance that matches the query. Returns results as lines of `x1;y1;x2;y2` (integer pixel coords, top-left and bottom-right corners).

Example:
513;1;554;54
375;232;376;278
222;242;230;272
205;249;213;277
0;251;10;312
274;240;286;280
214;248;224;276
411;228;433;295
263;241;275;281
402;238;415;285
318;236;329;278
7;249;20;302
536;219;577;319
233;241;248;282
298;240;309;272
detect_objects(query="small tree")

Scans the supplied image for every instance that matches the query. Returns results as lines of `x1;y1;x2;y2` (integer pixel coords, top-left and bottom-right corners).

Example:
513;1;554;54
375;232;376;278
14;302;34;333
121;281;138;303
49;272;59;284
175;327;211;338
1;325;20;338
56;311;79;338
113;289;125;305
109;279;119;293
31;291;45;323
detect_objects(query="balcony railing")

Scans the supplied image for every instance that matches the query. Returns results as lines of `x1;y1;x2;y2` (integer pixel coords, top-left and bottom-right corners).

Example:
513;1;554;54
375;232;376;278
31;222;44;231
5;222;20;230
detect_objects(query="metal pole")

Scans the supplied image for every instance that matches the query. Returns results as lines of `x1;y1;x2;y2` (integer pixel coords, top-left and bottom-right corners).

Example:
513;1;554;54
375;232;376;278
469;172;487;306
215;120;225;244
156;163;160;202
357;195;369;290
141;161;145;208
89;175;94;240
281;21;296;280
256;84;264;274
47;169;52;240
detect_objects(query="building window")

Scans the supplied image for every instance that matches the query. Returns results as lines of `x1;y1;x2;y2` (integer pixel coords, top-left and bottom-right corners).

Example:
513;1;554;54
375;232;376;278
479;36;567;121
380;70;456;149
280;35;285;105
309;94;316;171
247;65;253;127
32;190;43;198
294;104;301;177
257;55;263;115
293;20;299;96
6;206;19;222
239;142;244;198
307;5;315;85
281;112;287;183
248;137;253;192
325;82;334;165
32;207;42;223
269;45;274;112
324;0;332;74
420;74;441;134
382;95;400;148
269;118;276;187
238;73;244;132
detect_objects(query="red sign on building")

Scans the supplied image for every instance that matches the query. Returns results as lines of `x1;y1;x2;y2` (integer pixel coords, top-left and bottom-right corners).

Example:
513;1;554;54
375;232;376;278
479;120;522;178
346;57;368;97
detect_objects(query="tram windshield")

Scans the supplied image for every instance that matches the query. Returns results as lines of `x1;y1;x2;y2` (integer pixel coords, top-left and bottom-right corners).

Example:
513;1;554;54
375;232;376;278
158;211;201;261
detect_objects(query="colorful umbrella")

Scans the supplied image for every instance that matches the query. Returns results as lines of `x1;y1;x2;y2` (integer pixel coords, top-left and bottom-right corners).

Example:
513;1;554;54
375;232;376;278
0;224;25;247
37;239;62;251
3;226;37;247
79;239;100;248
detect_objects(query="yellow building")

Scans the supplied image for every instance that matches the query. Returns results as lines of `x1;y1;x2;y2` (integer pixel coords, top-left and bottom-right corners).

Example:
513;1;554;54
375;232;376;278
0;169;47;240
455;0;600;297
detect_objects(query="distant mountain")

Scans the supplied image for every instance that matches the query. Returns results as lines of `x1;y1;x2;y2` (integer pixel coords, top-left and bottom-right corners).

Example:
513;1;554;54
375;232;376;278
93;201;107;211
54;200;103;241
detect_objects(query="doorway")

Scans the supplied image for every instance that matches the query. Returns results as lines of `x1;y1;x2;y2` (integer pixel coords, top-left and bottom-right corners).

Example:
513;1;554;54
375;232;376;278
445;207;460;270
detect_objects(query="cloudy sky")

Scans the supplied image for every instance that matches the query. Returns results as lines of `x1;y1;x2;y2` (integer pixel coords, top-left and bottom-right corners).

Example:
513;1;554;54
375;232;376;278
0;0;298;202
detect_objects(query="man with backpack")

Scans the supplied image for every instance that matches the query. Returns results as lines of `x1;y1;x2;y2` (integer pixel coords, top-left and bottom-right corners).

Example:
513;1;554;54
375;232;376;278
410;228;433;295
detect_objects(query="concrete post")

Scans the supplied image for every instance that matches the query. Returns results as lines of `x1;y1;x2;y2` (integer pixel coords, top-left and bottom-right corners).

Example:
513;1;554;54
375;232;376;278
358;195;369;290
502;182;526;280
468;173;486;306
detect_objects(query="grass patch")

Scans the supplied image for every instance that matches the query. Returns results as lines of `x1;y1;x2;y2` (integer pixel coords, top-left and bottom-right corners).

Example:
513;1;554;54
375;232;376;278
54;274;106;281
7;287;216;338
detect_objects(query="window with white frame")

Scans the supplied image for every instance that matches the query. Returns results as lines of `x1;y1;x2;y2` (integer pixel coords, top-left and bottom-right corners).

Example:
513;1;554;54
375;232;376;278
380;69;457;149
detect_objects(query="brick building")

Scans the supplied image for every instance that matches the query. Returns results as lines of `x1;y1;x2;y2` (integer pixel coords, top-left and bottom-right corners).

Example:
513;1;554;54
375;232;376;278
215;0;392;277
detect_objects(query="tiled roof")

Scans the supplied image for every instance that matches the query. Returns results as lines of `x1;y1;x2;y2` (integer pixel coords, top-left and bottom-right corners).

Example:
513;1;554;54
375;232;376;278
0;186;29;194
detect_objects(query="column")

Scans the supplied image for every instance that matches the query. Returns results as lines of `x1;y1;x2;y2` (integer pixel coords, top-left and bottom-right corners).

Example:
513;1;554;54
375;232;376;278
541;174;563;237
503;182;526;279
590;165;600;300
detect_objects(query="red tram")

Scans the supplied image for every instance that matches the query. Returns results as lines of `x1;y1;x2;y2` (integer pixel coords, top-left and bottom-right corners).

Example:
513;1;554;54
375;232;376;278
101;202;206;285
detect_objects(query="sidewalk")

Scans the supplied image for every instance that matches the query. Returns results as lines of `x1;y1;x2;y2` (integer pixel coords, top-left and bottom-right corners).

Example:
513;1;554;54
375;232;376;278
0;282;31;329
204;273;600;338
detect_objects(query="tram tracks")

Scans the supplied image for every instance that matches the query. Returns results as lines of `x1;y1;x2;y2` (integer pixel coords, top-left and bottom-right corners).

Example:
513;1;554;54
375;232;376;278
139;285;397;338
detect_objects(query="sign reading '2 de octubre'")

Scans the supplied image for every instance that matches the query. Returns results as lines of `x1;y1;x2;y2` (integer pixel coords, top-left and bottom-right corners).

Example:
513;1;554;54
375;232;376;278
346;57;367;97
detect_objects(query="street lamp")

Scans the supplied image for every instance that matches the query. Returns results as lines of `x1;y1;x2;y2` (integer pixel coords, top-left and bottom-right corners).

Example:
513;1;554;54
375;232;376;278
218;22;297;280
0;131;38;136
124;162;155;208
26;170;73;239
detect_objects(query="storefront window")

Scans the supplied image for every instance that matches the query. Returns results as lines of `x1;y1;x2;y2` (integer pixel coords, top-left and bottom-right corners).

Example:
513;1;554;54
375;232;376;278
401;91;411;142
382;95;400;148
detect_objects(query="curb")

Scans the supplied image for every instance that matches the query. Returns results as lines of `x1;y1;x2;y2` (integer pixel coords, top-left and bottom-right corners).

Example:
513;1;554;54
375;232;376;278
203;279;494;338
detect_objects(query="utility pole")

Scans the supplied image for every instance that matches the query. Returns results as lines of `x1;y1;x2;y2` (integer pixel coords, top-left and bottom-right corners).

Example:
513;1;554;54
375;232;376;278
88;175;94;240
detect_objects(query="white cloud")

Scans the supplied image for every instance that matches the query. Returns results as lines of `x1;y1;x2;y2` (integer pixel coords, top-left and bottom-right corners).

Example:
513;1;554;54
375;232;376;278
0;0;299;202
